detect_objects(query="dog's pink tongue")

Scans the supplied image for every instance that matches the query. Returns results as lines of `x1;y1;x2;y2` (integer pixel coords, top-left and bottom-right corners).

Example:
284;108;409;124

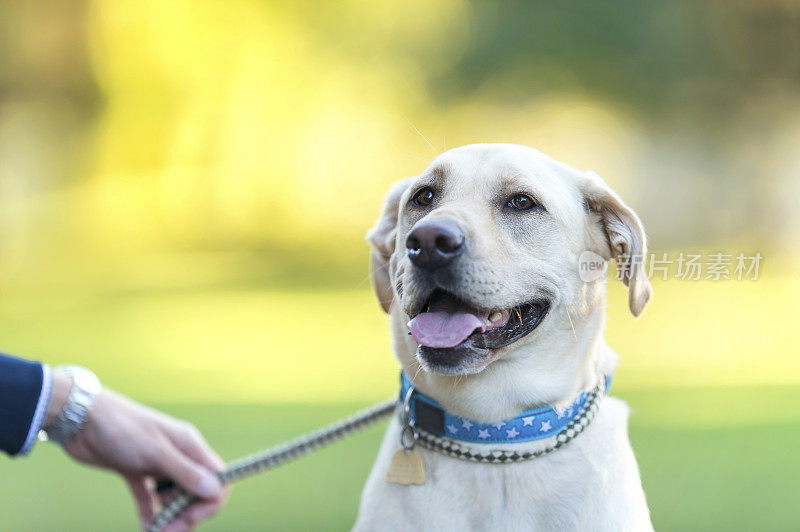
409;312;484;349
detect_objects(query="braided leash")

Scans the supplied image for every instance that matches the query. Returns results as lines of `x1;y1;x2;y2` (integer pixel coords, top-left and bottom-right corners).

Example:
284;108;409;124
148;382;604;531
146;398;397;532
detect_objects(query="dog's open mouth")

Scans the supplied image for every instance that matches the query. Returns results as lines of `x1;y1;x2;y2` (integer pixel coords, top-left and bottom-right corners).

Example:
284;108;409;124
407;289;550;374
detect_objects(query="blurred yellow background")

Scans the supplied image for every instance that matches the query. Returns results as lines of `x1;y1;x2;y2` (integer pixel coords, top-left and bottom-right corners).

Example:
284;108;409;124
1;1;799;530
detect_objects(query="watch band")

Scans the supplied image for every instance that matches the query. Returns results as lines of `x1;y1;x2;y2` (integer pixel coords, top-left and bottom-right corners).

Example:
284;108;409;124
43;365;101;446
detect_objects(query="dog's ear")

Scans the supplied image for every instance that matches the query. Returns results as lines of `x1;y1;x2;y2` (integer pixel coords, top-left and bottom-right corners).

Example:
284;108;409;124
366;178;413;313
582;171;653;317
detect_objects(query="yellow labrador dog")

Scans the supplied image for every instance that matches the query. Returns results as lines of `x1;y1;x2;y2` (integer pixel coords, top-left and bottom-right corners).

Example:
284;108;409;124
354;143;653;531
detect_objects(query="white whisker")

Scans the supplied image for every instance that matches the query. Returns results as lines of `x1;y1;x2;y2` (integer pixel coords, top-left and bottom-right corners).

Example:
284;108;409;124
565;306;578;341
353;260;390;290
412;361;424;382
404;116;439;156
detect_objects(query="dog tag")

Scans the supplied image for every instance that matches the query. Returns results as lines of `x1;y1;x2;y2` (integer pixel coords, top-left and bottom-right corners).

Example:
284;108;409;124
385;448;426;485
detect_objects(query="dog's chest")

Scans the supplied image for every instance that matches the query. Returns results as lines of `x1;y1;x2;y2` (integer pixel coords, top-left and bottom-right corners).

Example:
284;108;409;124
413;446;600;529
358;422;602;530
355;398;651;531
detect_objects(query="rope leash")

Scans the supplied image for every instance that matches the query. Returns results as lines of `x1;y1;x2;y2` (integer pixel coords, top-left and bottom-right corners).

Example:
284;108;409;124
146;398;397;532
148;380;605;530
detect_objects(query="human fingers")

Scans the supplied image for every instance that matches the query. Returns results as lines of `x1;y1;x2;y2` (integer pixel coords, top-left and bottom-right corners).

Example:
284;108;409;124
152;441;222;500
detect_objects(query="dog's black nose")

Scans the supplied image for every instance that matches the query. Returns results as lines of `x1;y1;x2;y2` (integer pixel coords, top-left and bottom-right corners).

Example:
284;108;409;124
406;218;465;271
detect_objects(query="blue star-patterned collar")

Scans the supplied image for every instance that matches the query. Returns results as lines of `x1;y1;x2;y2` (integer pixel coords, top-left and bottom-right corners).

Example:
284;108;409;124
400;371;612;444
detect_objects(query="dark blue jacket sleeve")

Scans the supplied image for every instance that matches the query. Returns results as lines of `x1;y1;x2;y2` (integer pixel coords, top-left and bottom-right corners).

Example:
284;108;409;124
0;353;45;455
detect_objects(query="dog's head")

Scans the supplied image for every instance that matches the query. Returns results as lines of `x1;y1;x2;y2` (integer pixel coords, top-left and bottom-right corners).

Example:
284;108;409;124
368;144;651;415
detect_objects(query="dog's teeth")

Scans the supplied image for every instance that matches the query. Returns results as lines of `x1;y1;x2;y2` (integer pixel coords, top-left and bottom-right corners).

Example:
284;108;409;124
488;312;503;323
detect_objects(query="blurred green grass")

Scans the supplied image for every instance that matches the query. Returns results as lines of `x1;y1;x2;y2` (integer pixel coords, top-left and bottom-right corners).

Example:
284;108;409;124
0;276;798;530
1;388;798;531
0;272;797;404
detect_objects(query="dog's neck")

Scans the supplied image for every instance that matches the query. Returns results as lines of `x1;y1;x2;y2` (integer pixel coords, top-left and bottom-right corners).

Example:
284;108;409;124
391;295;614;424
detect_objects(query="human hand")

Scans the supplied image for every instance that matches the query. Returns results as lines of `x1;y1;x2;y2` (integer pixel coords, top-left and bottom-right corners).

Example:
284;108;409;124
45;372;229;531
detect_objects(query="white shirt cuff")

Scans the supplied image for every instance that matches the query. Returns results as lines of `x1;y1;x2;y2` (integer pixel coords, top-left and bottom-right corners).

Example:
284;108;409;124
19;363;53;455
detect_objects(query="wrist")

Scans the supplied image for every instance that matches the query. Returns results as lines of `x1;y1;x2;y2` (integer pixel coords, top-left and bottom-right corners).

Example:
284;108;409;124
45;371;73;429
41;366;101;447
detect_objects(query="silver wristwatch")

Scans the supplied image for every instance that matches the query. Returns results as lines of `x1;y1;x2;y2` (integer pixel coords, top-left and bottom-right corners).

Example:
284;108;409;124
41;365;102;446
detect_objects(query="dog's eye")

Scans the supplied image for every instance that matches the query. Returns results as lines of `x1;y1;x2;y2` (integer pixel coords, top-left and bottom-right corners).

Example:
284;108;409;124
508;194;538;211
413;187;435;207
